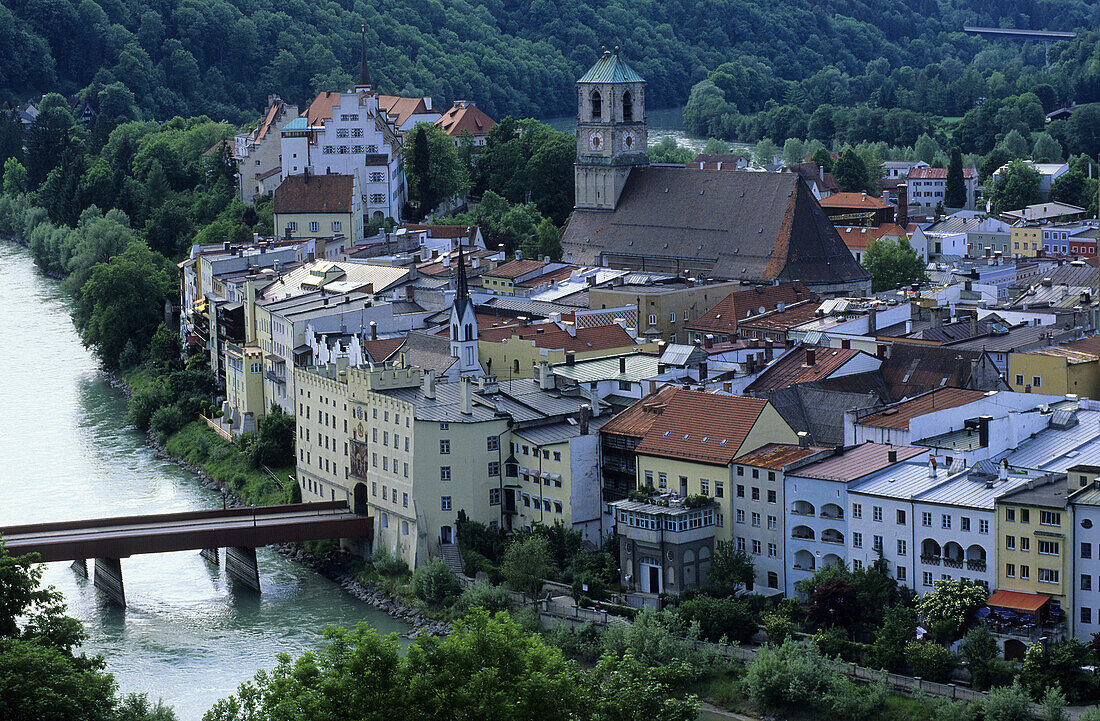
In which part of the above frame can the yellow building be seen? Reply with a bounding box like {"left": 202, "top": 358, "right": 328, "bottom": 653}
{"left": 995, "top": 474, "right": 1073, "bottom": 628}
{"left": 1008, "top": 340, "right": 1100, "bottom": 399}
{"left": 224, "top": 343, "right": 266, "bottom": 431}
{"left": 273, "top": 173, "right": 359, "bottom": 242}
{"left": 480, "top": 258, "right": 555, "bottom": 296}
{"left": 1011, "top": 224, "right": 1041, "bottom": 257}
{"left": 588, "top": 278, "right": 741, "bottom": 344}
{"left": 478, "top": 321, "right": 657, "bottom": 380}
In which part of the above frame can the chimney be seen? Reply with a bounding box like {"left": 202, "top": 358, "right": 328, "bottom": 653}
{"left": 442, "top": 254, "right": 450, "bottom": 268}
{"left": 369, "top": 321, "right": 378, "bottom": 341}
{"left": 579, "top": 404, "right": 591, "bottom": 435}
{"left": 747, "top": 354, "right": 756, "bottom": 374}
{"left": 999, "top": 459, "right": 1008, "bottom": 481}
{"left": 978, "top": 415, "right": 992, "bottom": 448}
{"left": 931, "top": 307, "right": 943, "bottom": 328}
{"left": 867, "top": 308, "right": 876, "bottom": 336}
{"left": 589, "top": 385, "right": 600, "bottom": 417}
{"left": 460, "top": 376, "right": 472, "bottom": 415}
{"left": 841, "top": 338, "right": 851, "bottom": 349}
{"left": 896, "top": 183, "right": 908, "bottom": 228}
{"left": 538, "top": 361, "right": 554, "bottom": 390}
{"left": 905, "top": 319, "right": 913, "bottom": 335}
{"left": 929, "top": 456, "right": 938, "bottom": 478}
{"left": 797, "top": 431, "right": 810, "bottom": 448}
{"left": 888, "top": 449, "right": 898, "bottom": 463}
{"left": 515, "top": 249, "right": 523, "bottom": 260}
{"left": 619, "top": 356, "right": 627, "bottom": 374}
{"left": 423, "top": 369, "right": 436, "bottom": 398}
{"left": 565, "top": 351, "right": 575, "bottom": 366}
{"left": 876, "top": 343, "right": 888, "bottom": 359}
{"left": 806, "top": 348, "right": 816, "bottom": 366}
{"left": 704, "top": 335, "right": 714, "bottom": 349}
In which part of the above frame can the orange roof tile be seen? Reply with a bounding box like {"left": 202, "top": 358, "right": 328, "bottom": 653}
{"left": 435, "top": 101, "right": 496, "bottom": 137}
{"left": 745, "top": 346, "right": 867, "bottom": 392}
{"left": 739, "top": 300, "right": 821, "bottom": 332}
{"left": 686, "top": 283, "right": 811, "bottom": 335}
{"left": 858, "top": 388, "right": 989, "bottom": 429}
{"left": 794, "top": 442, "right": 926, "bottom": 482}
{"left": 834, "top": 224, "right": 909, "bottom": 251}
{"left": 819, "top": 192, "right": 894, "bottom": 210}
{"left": 484, "top": 258, "right": 547, "bottom": 279}
{"left": 732, "top": 443, "right": 828, "bottom": 470}
{"left": 635, "top": 390, "right": 771, "bottom": 465}
{"left": 361, "top": 336, "right": 405, "bottom": 363}
{"left": 600, "top": 386, "right": 680, "bottom": 438}
{"left": 304, "top": 91, "right": 341, "bottom": 125}
{"left": 378, "top": 95, "right": 429, "bottom": 127}
{"left": 482, "top": 322, "right": 638, "bottom": 353}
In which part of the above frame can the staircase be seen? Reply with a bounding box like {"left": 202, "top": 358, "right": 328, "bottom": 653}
{"left": 440, "top": 542, "right": 465, "bottom": 575}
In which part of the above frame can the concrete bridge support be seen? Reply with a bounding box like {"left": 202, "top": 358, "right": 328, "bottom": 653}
{"left": 93, "top": 557, "right": 126, "bottom": 606}
{"left": 225, "top": 546, "right": 260, "bottom": 592}
{"left": 200, "top": 548, "right": 219, "bottom": 564}
{"left": 71, "top": 558, "right": 88, "bottom": 578}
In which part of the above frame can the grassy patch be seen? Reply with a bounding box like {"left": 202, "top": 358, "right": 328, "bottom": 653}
{"left": 880, "top": 693, "right": 933, "bottom": 721}
{"left": 119, "top": 365, "right": 156, "bottom": 394}
{"left": 165, "top": 421, "right": 295, "bottom": 506}
{"left": 694, "top": 670, "right": 745, "bottom": 710}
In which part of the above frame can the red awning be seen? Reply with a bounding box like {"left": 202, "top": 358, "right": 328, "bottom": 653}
{"left": 987, "top": 589, "right": 1050, "bottom": 614}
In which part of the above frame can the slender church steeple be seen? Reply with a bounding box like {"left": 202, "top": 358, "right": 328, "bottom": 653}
{"left": 450, "top": 244, "right": 480, "bottom": 375}
{"left": 356, "top": 25, "right": 371, "bottom": 89}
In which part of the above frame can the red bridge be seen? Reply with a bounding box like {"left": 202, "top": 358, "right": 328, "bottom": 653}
{"left": 1, "top": 502, "right": 372, "bottom": 605}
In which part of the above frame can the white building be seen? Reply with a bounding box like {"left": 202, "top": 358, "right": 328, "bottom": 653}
{"left": 907, "top": 167, "right": 977, "bottom": 213}
{"left": 992, "top": 162, "right": 1069, "bottom": 201}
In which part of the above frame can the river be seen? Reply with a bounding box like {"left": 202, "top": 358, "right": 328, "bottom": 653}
{"left": 0, "top": 242, "right": 407, "bottom": 720}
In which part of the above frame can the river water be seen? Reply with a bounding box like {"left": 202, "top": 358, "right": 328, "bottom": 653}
{"left": 0, "top": 242, "right": 407, "bottom": 720}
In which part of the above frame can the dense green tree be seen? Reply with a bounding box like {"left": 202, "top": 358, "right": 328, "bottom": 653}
{"left": 833, "top": 148, "right": 876, "bottom": 195}
{"left": 945, "top": 147, "right": 966, "bottom": 208}
{"left": 72, "top": 241, "right": 175, "bottom": 368}
{"left": 781, "top": 138, "right": 805, "bottom": 165}
{"left": 675, "top": 595, "right": 756, "bottom": 643}
{"left": 502, "top": 535, "right": 554, "bottom": 594}
{"left": 904, "top": 641, "right": 955, "bottom": 682}
{"left": 702, "top": 137, "right": 728, "bottom": 155}
{"left": 24, "top": 93, "right": 77, "bottom": 189}
{"left": 1051, "top": 168, "right": 1098, "bottom": 211}
{"left": 915, "top": 133, "right": 941, "bottom": 165}
{"left": 647, "top": 137, "right": 694, "bottom": 164}
{"left": 246, "top": 406, "right": 296, "bottom": 468}
{"left": 753, "top": 138, "right": 778, "bottom": 166}
{"left": 0, "top": 109, "right": 22, "bottom": 173}
{"left": 2, "top": 157, "right": 27, "bottom": 195}
{"left": 811, "top": 147, "right": 834, "bottom": 173}
{"left": 961, "top": 624, "right": 999, "bottom": 691}
{"left": 707, "top": 541, "right": 755, "bottom": 597}
{"left": 917, "top": 579, "right": 988, "bottom": 642}
{"left": 1032, "top": 133, "right": 1064, "bottom": 163}
{"left": 589, "top": 651, "right": 699, "bottom": 721}
{"left": 410, "top": 558, "right": 464, "bottom": 605}
{"left": 404, "top": 122, "right": 466, "bottom": 222}
{"left": 998, "top": 129, "right": 1031, "bottom": 160}
{"left": 1065, "top": 105, "right": 1100, "bottom": 157}
{"left": 989, "top": 158, "right": 1042, "bottom": 212}
{"left": 867, "top": 606, "right": 916, "bottom": 672}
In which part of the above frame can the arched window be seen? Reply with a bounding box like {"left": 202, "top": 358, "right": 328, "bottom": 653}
{"left": 451, "top": 323, "right": 459, "bottom": 340}
{"left": 464, "top": 323, "right": 473, "bottom": 341}
{"left": 622, "top": 91, "right": 633, "bottom": 122}
{"left": 591, "top": 90, "right": 602, "bottom": 120}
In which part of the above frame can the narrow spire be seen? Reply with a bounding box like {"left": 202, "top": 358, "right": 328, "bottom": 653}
{"left": 454, "top": 244, "right": 471, "bottom": 317}
{"left": 358, "top": 25, "right": 371, "bottom": 88}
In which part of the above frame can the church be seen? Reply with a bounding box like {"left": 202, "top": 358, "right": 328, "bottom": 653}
{"left": 561, "top": 51, "right": 872, "bottom": 296}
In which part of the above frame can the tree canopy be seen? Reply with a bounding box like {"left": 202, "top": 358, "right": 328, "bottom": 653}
{"left": 863, "top": 237, "right": 927, "bottom": 293}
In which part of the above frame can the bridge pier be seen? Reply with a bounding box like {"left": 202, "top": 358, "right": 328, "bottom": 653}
{"left": 200, "top": 548, "right": 220, "bottom": 565}
{"left": 71, "top": 558, "right": 88, "bottom": 578}
{"left": 225, "top": 546, "right": 260, "bottom": 592}
{"left": 93, "top": 557, "right": 126, "bottom": 606}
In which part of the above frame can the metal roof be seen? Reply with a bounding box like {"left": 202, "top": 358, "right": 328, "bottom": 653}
{"left": 849, "top": 461, "right": 961, "bottom": 500}
{"left": 551, "top": 354, "right": 659, "bottom": 383}
{"left": 282, "top": 117, "right": 308, "bottom": 130}
{"left": 577, "top": 51, "right": 645, "bottom": 84}
{"left": 790, "top": 442, "right": 927, "bottom": 482}
{"left": 1004, "top": 408, "right": 1100, "bottom": 472}
{"left": 514, "top": 416, "right": 610, "bottom": 446}
{"left": 915, "top": 473, "right": 1035, "bottom": 510}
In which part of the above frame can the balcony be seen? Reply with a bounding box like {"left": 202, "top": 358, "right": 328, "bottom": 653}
{"left": 967, "top": 559, "right": 987, "bottom": 572}
{"left": 920, "top": 554, "right": 941, "bottom": 566}
{"left": 943, "top": 557, "right": 964, "bottom": 569}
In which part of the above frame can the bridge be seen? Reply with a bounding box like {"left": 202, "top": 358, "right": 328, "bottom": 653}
{"left": 1, "top": 502, "right": 372, "bottom": 606}
{"left": 963, "top": 26, "right": 1077, "bottom": 64}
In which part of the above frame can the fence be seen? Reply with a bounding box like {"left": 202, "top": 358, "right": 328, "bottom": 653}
{"left": 200, "top": 414, "right": 233, "bottom": 442}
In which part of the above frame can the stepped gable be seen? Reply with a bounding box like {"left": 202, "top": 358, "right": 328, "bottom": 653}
{"left": 561, "top": 167, "right": 869, "bottom": 287}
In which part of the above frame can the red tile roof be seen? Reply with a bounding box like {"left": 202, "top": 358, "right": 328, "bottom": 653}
{"left": 600, "top": 386, "right": 680, "bottom": 438}
{"left": 484, "top": 259, "right": 548, "bottom": 279}
{"left": 304, "top": 91, "right": 341, "bottom": 125}
{"left": 834, "top": 224, "right": 910, "bottom": 251}
{"left": 739, "top": 300, "right": 821, "bottom": 332}
{"left": 858, "top": 388, "right": 990, "bottom": 429}
{"left": 361, "top": 336, "right": 405, "bottom": 363}
{"left": 378, "top": 95, "right": 430, "bottom": 127}
{"left": 908, "top": 167, "right": 975, "bottom": 180}
{"left": 745, "top": 346, "right": 867, "bottom": 392}
{"left": 435, "top": 101, "right": 496, "bottom": 137}
{"left": 482, "top": 322, "right": 639, "bottom": 353}
{"left": 686, "top": 282, "right": 811, "bottom": 335}
{"left": 794, "top": 442, "right": 926, "bottom": 482}
{"left": 635, "top": 390, "right": 771, "bottom": 465}
{"left": 273, "top": 174, "right": 353, "bottom": 213}
{"left": 732, "top": 443, "right": 828, "bottom": 470}
{"left": 819, "top": 192, "right": 894, "bottom": 210}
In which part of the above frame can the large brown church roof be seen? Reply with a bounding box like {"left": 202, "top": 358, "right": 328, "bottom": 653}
{"left": 561, "top": 167, "right": 870, "bottom": 287}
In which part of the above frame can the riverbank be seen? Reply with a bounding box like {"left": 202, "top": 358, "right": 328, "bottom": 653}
{"left": 106, "top": 366, "right": 450, "bottom": 637}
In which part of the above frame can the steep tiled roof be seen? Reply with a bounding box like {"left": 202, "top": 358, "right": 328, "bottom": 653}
{"left": 908, "top": 167, "right": 975, "bottom": 179}
{"left": 304, "top": 91, "right": 341, "bottom": 125}
{"left": 733, "top": 443, "right": 828, "bottom": 470}
{"left": 835, "top": 224, "right": 909, "bottom": 251}
{"left": 435, "top": 101, "right": 496, "bottom": 137}
{"left": 858, "top": 388, "right": 989, "bottom": 429}
{"left": 562, "top": 169, "right": 870, "bottom": 287}
{"left": 378, "top": 95, "right": 431, "bottom": 127}
{"left": 745, "top": 347, "right": 866, "bottom": 392}
{"left": 273, "top": 174, "right": 353, "bottom": 213}
{"left": 738, "top": 299, "right": 822, "bottom": 333}
{"left": 819, "top": 192, "right": 893, "bottom": 210}
{"left": 600, "top": 386, "right": 680, "bottom": 438}
{"left": 685, "top": 282, "right": 811, "bottom": 335}
{"left": 785, "top": 162, "right": 840, "bottom": 194}
{"left": 578, "top": 51, "right": 644, "bottom": 83}
{"left": 635, "top": 390, "right": 770, "bottom": 465}
{"left": 481, "top": 322, "right": 639, "bottom": 353}
{"left": 361, "top": 336, "right": 405, "bottom": 363}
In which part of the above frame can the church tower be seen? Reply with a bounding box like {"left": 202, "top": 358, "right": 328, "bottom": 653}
{"left": 449, "top": 246, "right": 480, "bottom": 375}
{"left": 575, "top": 49, "right": 648, "bottom": 211}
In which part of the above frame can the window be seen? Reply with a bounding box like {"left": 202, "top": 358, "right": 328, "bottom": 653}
{"left": 489, "top": 488, "right": 501, "bottom": 505}
{"left": 853, "top": 532, "right": 863, "bottom": 548}
{"left": 1038, "top": 568, "right": 1059, "bottom": 584}
{"left": 1021, "top": 509, "right": 1030, "bottom": 524}
{"left": 873, "top": 535, "right": 883, "bottom": 552}
{"left": 922, "top": 512, "right": 932, "bottom": 527}
{"left": 669, "top": 311, "right": 676, "bottom": 323}
{"left": 873, "top": 506, "right": 883, "bottom": 522}
{"left": 440, "top": 466, "right": 451, "bottom": 481}
{"left": 898, "top": 540, "right": 907, "bottom": 556}
{"left": 768, "top": 471, "right": 776, "bottom": 481}
{"left": 648, "top": 314, "right": 657, "bottom": 326}
{"left": 658, "top": 472, "right": 667, "bottom": 488}
{"left": 737, "top": 485, "right": 745, "bottom": 498}
{"left": 736, "top": 537, "right": 745, "bottom": 551}
{"left": 403, "top": 492, "right": 408, "bottom": 507}
{"left": 440, "top": 423, "right": 448, "bottom": 430}
{"left": 352, "top": 128, "right": 363, "bottom": 138}
{"left": 684, "top": 309, "right": 690, "bottom": 321}
{"left": 439, "top": 440, "right": 450, "bottom": 454}
{"left": 715, "top": 481, "right": 724, "bottom": 498}
{"left": 1083, "top": 543, "right": 1093, "bottom": 559}
{"left": 752, "top": 469, "right": 759, "bottom": 479}
{"left": 487, "top": 436, "right": 499, "bottom": 451}
{"left": 923, "top": 571, "right": 934, "bottom": 587}
{"left": 1038, "top": 540, "right": 1059, "bottom": 556}
{"left": 941, "top": 515, "right": 951, "bottom": 529}
{"left": 554, "top": 500, "right": 563, "bottom": 514}
{"left": 751, "top": 512, "right": 760, "bottom": 527}
{"left": 1006, "top": 535, "right": 1016, "bottom": 550}
{"left": 1020, "top": 565, "right": 1030, "bottom": 580}
{"left": 441, "top": 496, "right": 452, "bottom": 511}
{"left": 768, "top": 571, "right": 778, "bottom": 587}
{"left": 853, "top": 559, "right": 863, "bottom": 570}
{"left": 287, "top": 221, "right": 298, "bottom": 232}
{"left": 1006, "top": 563, "right": 1015, "bottom": 577}
{"left": 736, "top": 509, "right": 745, "bottom": 524}
{"left": 1032, "top": 376, "right": 1041, "bottom": 388}
{"left": 644, "top": 471, "right": 653, "bottom": 487}
{"left": 488, "top": 461, "right": 500, "bottom": 476}
{"left": 752, "top": 540, "right": 761, "bottom": 554}
{"left": 1006, "top": 507, "right": 1016, "bottom": 522}
{"left": 553, "top": 451, "right": 561, "bottom": 461}
{"left": 368, "top": 171, "right": 383, "bottom": 182}
{"left": 751, "top": 487, "right": 760, "bottom": 501}
{"left": 767, "top": 489, "right": 776, "bottom": 503}
{"left": 897, "top": 509, "right": 906, "bottom": 525}
{"left": 768, "top": 515, "right": 777, "bottom": 530}
{"left": 1083, "top": 575, "right": 1093, "bottom": 591}
{"left": 979, "top": 519, "right": 989, "bottom": 534}
{"left": 1015, "top": 374, "right": 1024, "bottom": 386}
{"left": 852, "top": 503, "right": 862, "bottom": 519}
{"left": 369, "top": 193, "right": 386, "bottom": 204}
{"left": 1021, "top": 537, "right": 1030, "bottom": 552}
{"left": 961, "top": 517, "right": 971, "bottom": 532}
{"left": 1084, "top": 608, "right": 1093, "bottom": 625}
{"left": 1040, "top": 510, "right": 1061, "bottom": 526}
{"left": 700, "top": 479, "right": 709, "bottom": 495}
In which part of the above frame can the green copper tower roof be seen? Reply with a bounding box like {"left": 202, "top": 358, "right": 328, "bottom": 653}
{"left": 578, "top": 50, "right": 644, "bottom": 84}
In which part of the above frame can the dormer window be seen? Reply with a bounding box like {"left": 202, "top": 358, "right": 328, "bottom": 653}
{"left": 591, "top": 90, "right": 602, "bottom": 120}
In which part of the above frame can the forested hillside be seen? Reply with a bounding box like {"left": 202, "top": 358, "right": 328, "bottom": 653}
{"left": 3, "top": 0, "right": 1099, "bottom": 123}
